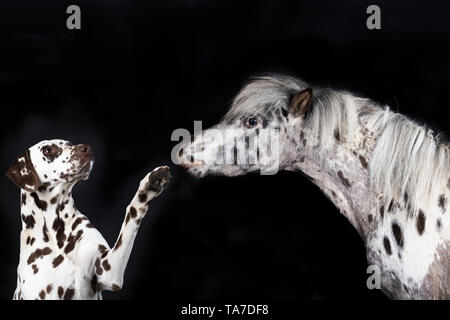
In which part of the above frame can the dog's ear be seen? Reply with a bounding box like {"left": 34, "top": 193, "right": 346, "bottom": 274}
{"left": 6, "top": 150, "right": 41, "bottom": 192}
{"left": 290, "top": 88, "right": 313, "bottom": 118}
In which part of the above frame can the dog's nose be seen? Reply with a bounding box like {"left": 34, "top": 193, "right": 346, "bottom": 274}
{"left": 73, "top": 144, "right": 93, "bottom": 159}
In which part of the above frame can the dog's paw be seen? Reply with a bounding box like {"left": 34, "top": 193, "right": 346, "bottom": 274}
{"left": 140, "top": 166, "right": 171, "bottom": 197}
{"left": 133, "top": 166, "right": 171, "bottom": 214}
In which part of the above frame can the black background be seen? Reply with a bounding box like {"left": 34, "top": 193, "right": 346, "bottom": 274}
{"left": 0, "top": 0, "right": 449, "bottom": 301}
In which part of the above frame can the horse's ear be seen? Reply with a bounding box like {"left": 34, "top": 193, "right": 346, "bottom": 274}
{"left": 6, "top": 150, "right": 41, "bottom": 192}
{"left": 290, "top": 88, "right": 313, "bottom": 118}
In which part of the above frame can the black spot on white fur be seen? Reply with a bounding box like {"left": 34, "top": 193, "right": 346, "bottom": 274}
{"left": 438, "top": 194, "right": 447, "bottom": 213}
{"left": 392, "top": 222, "right": 404, "bottom": 249}
{"left": 337, "top": 171, "right": 351, "bottom": 188}
{"left": 436, "top": 218, "right": 442, "bottom": 232}
{"left": 383, "top": 237, "right": 392, "bottom": 255}
{"left": 21, "top": 214, "right": 35, "bottom": 229}
{"left": 416, "top": 210, "right": 425, "bottom": 236}
{"left": 30, "top": 192, "right": 47, "bottom": 211}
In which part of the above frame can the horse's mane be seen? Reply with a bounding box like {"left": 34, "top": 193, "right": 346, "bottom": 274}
{"left": 362, "top": 104, "right": 449, "bottom": 218}
{"left": 225, "top": 75, "right": 450, "bottom": 218}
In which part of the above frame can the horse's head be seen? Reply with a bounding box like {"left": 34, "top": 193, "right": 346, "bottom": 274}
{"left": 177, "top": 75, "right": 315, "bottom": 177}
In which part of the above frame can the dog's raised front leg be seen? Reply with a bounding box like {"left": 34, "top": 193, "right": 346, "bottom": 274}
{"left": 95, "top": 166, "right": 171, "bottom": 291}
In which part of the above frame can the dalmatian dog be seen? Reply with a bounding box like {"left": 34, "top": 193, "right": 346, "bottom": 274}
{"left": 6, "top": 139, "right": 171, "bottom": 300}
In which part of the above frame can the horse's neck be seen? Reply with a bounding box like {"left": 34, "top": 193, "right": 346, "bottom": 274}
{"left": 286, "top": 131, "right": 378, "bottom": 242}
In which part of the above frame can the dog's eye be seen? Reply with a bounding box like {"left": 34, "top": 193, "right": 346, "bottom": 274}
{"left": 43, "top": 146, "right": 53, "bottom": 155}
{"left": 244, "top": 117, "right": 258, "bottom": 128}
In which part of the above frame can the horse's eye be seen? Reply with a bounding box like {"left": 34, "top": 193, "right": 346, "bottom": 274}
{"left": 245, "top": 117, "right": 258, "bottom": 128}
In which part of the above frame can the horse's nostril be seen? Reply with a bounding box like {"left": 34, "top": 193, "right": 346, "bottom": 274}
{"left": 179, "top": 148, "right": 183, "bottom": 157}
{"left": 190, "top": 155, "right": 194, "bottom": 163}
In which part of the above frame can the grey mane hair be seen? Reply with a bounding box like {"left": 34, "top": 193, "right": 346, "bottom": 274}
{"left": 223, "top": 74, "right": 450, "bottom": 219}
{"left": 303, "top": 88, "right": 359, "bottom": 147}
{"left": 363, "top": 106, "right": 450, "bottom": 218}
{"left": 223, "top": 75, "right": 308, "bottom": 123}
{"left": 223, "top": 74, "right": 359, "bottom": 146}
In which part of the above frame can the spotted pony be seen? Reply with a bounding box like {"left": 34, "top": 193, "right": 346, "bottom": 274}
{"left": 7, "top": 139, "right": 171, "bottom": 300}
{"left": 178, "top": 75, "right": 449, "bottom": 299}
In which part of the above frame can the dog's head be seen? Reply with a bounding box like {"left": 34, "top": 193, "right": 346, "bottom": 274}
{"left": 6, "top": 139, "right": 94, "bottom": 192}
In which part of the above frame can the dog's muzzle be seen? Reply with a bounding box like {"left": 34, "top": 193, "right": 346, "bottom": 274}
{"left": 72, "top": 144, "right": 94, "bottom": 178}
